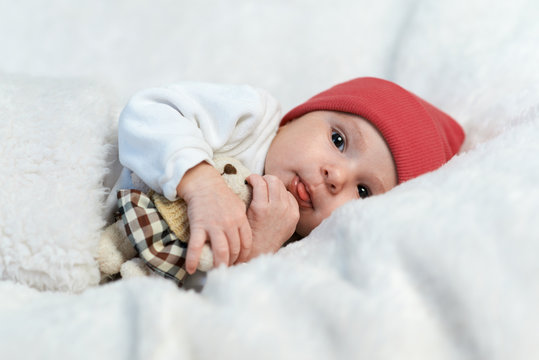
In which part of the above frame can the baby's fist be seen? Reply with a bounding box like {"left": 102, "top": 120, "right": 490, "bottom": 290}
{"left": 240, "top": 174, "right": 299, "bottom": 261}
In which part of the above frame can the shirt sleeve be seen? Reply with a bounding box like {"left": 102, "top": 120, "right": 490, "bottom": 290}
{"left": 118, "top": 82, "right": 281, "bottom": 200}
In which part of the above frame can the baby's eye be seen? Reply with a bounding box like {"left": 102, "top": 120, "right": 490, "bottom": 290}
{"left": 332, "top": 131, "right": 345, "bottom": 152}
{"left": 357, "top": 185, "right": 370, "bottom": 199}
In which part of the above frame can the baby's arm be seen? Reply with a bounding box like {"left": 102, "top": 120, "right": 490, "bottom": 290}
{"left": 118, "top": 82, "right": 281, "bottom": 200}
{"left": 118, "top": 82, "right": 281, "bottom": 271}
{"left": 236, "top": 174, "right": 299, "bottom": 263}
{"left": 177, "top": 162, "right": 252, "bottom": 273}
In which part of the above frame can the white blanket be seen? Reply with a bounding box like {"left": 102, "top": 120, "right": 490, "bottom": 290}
{"left": 1, "top": 0, "right": 538, "bottom": 359}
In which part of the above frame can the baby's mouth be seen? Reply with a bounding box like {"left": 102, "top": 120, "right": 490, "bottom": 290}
{"left": 289, "top": 175, "right": 313, "bottom": 208}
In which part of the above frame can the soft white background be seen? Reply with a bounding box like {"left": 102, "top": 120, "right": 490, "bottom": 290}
{"left": 0, "top": 0, "right": 538, "bottom": 359}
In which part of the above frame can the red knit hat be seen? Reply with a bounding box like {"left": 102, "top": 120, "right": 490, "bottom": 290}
{"left": 280, "top": 77, "right": 465, "bottom": 183}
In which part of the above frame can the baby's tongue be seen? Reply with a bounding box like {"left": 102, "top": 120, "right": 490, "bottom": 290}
{"left": 297, "top": 180, "right": 310, "bottom": 202}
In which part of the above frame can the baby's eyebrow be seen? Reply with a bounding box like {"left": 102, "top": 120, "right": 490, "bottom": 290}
{"left": 358, "top": 129, "right": 368, "bottom": 153}
{"left": 371, "top": 175, "right": 387, "bottom": 193}
{"left": 350, "top": 128, "right": 390, "bottom": 193}
{"left": 347, "top": 121, "right": 367, "bottom": 153}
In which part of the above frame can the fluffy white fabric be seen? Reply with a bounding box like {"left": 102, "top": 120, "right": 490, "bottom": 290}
{"left": 0, "top": 75, "right": 118, "bottom": 292}
{"left": 0, "top": 0, "right": 538, "bottom": 358}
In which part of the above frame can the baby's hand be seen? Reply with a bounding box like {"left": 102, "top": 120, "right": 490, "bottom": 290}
{"left": 236, "top": 174, "right": 299, "bottom": 263}
{"left": 177, "top": 162, "right": 252, "bottom": 274}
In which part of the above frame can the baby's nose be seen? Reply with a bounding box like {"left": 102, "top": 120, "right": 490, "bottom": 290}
{"left": 323, "top": 165, "right": 346, "bottom": 194}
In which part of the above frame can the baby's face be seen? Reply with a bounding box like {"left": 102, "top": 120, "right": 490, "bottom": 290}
{"left": 265, "top": 111, "right": 397, "bottom": 236}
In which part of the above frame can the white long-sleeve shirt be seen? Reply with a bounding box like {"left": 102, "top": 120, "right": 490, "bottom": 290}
{"left": 105, "top": 82, "right": 282, "bottom": 216}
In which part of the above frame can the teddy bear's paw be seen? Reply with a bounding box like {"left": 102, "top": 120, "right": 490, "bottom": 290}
{"left": 98, "top": 221, "right": 136, "bottom": 275}
{"left": 120, "top": 258, "right": 154, "bottom": 278}
{"left": 197, "top": 244, "right": 214, "bottom": 272}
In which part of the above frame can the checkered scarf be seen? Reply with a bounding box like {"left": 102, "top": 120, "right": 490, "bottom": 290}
{"left": 117, "top": 189, "right": 188, "bottom": 285}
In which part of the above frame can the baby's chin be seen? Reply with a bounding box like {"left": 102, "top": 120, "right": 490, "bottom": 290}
{"left": 295, "top": 218, "right": 319, "bottom": 238}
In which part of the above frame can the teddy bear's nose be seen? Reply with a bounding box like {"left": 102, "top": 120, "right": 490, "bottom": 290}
{"left": 223, "top": 164, "right": 237, "bottom": 175}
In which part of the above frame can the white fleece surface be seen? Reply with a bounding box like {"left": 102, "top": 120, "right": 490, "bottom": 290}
{"left": 1, "top": 0, "right": 538, "bottom": 359}
{"left": 0, "top": 75, "right": 117, "bottom": 292}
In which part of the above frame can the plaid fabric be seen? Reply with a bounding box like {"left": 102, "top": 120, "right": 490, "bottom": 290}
{"left": 117, "top": 189, "right": 188, "bottom": 285}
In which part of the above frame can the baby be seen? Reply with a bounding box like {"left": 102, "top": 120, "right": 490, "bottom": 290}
{"left": 110, "top": 77, "right": 464, "bottom": 276}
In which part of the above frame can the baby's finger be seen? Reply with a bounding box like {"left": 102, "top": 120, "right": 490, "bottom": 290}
{"left": 247, "top": 174, "right": 269, "bottom": 204}
{"left": 263, "top": 175, "right": 285, "bottom": 202}
{"left": 209, "top": 231, "right": 229, "bottom": 267}
{"left": 235, "top": 221, "right": 253, "bottom": 264}
{"left": 288, "top": 190, "right": 299, "bottom": 208}
{"left": 288, "top": 191, "right": 300, "bottom": 221}
{"left": 226, "top": 228, "right": 241, "bottom": 265}
{"left": 185, "top": 228, "right": 207, "bottom": 274}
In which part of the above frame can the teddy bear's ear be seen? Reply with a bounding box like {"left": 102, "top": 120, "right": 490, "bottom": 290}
{"left": 223, "top": 164, "right": 237, "bottom": 175}
{"left": 213, "top": 156, "right": 251, "bottom": 178}
{"left": 213, "top": 156, "right": 252, "bottom": 205}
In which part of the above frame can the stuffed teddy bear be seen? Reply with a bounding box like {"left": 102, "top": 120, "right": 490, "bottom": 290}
{"left": 97, "top": 157, "right": 252, "bottom": 286}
